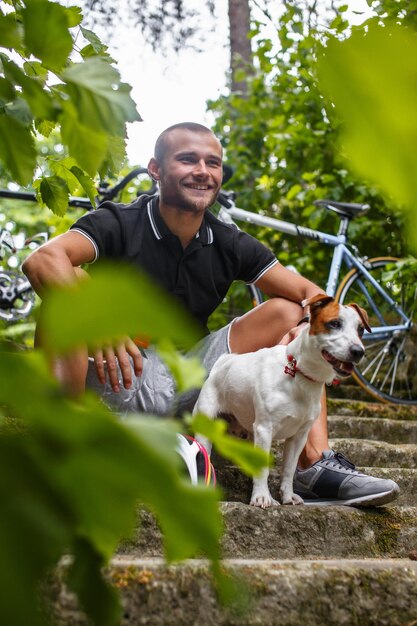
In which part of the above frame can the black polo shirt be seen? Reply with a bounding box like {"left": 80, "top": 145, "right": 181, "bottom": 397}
{"left": 71, "top": 195, "right": 278, "bottom": 331}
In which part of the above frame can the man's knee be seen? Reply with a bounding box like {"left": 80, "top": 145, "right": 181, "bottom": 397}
{"left": 260, "top": 298, "right": 303, "bottom": 329}
{"left": 230, "top": 298, "right": 303, "bottom": 352}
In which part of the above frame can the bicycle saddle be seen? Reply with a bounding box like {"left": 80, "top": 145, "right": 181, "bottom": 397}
{"left": 314, "top": 199, "right": 370, "bottom": 219}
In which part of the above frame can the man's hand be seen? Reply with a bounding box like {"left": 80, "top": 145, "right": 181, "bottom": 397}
{"left": 279, "top": 321, "right": 309, "bottom": 346}
{"left": 92, "top": 336, "right": 144, "bottom": 392}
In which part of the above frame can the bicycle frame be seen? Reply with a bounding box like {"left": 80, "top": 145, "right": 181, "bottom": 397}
{"left": 218, "top": 202, "right": 411, "bottom": 341}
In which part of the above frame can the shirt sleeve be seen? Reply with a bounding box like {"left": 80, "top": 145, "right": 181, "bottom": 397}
{"left": 235, "top": 230, "right": 279, "bottom": 284}
{"left": 69, "top": 202, "right": 125, "bottom": 261}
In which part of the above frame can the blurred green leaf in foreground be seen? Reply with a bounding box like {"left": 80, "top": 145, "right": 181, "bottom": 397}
{"left": 318, "top": 23, "right": 417, "bottom": 250}
{"left": 0, "top": 265, "right": 269, "bottom": 625}
{"left": 0, "top": 350, "right": 221, "bottom": 626}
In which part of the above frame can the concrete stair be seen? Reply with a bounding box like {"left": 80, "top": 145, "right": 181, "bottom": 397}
{"left": 51, "top": 398, "right": 417, "bottom": 625}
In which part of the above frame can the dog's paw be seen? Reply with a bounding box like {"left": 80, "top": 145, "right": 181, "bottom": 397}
{"left": 280, "top": 491, "right": 304, "bottom": 506}
{"left": 250, "top": 493, "right": 280, "bottom": 509}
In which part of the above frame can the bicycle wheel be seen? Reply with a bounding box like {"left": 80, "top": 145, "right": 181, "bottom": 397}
{"left": 336, "top": 257, "right": 417, "bottom": 405}
{"left": 207, "top": 282, "right": 263, "bottom": 332}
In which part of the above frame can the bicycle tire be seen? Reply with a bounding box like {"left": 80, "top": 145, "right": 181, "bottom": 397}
{"left": 207, "top": 282, "right": 263, "bottom": 332}
{"left": 336, "top": 256, "right": 417, "bottom": 405}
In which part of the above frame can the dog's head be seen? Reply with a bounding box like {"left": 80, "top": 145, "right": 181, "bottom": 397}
{"left": 303, "top": 294, "right": 370, "bottom": 379}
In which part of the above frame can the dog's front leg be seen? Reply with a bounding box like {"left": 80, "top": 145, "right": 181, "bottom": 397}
{"left": 280, "top": 424, "right": 311, "bottom": 505}
{"left": 192, "top": 385, "right": 218, "bottom": 455}
{"left": 250, "top": 421, "right": 278, "bottom": 509}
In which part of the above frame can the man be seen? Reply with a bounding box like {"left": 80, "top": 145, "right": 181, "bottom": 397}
{"left": 23, "top": 122, "right": 399, "bottom": 506}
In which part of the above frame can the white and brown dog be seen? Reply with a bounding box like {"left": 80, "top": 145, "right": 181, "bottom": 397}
{"left": 194, "top": 294, "right": 370, "bottom": 508}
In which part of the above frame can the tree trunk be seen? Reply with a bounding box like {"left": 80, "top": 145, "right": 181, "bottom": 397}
{"left": 228, "top": 0, "right": 253, "bottom": 94}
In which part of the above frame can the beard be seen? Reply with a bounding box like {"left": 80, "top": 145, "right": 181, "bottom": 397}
{"left": 160, "top": 179, "right": 219, "bottom": 214}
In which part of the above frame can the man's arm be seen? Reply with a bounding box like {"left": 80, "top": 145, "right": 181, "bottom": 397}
{"left": 255, "top": 263, "right": 324, "bottom": 314}
{"left": 23, "top": 231, "right": 143, "bottom": 393}
{"left": 22, "top": 231, "right": 96, "bottom": 296}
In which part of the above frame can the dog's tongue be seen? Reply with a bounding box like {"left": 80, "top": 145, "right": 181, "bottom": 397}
{"left": 322, "top": 350, "right": 354, "bottom": 375}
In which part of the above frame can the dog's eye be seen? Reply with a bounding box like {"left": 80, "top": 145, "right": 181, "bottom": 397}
{"left": 326, "top": 319, "right": 343, "bottom": 330}
{"left": 358, "top": 325, "right": 365, "bottom": 337}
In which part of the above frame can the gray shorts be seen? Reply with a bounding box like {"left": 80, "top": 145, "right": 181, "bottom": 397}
{"left": 86, "top": 323, "right": 233, "bottom": 417}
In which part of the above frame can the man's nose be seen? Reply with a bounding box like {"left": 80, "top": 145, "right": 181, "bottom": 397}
{"left": 193, "top": 160, "right": 209, "bottom": 176}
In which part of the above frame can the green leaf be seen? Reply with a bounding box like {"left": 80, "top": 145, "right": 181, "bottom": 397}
{"left": 68, "top": 537, "right": 121, "bottom": 626}
{"left": 0, "top": 13, "right": 22, "bottom": 48}
{"left": 23, "top": 61, "right": 49, "bottom": 82}
{"left": 2, "top": 58, "right": 54, "bottom": 118}
{"left": 61, "top": 58, "right": 141, "bottom": 136}
{"left": 4, "top": 96, "right": 33, "bottom": 125}
{"left": 60, "top": 108, "right": 109, "bottom": 175}
{"left": 65, "top": 5, "right": 83, "bottom": 27}
{"left": 22, "top": 0, "right": 73, "bottom": 71}
{"left": 317, "top": 24, "right": 417, "bottom": 247}
{"left": 0, "top": 113, "right": 36, "bottom": 185}
{"left": 70, "top": 165, "right": 98, "bottom": 206}
{"left": 191, "top": 413, "right": 270, "bottom": 477}
{"left": 80, "top": 43, "right": 116, "bottom": 64}
{"left": 39, "top": 175, "right": 70, "bottom": 216}
{"left": 41, "top": 263, "right": 203, "bottom": 353}
{"left": 35, "top": 119, "right": 56, "bottom": 137}
{"left": 157, "top": 339, "right": 206, "bottom": 393}
{"left": 0, "top": 77, "right": 15, "bottom": 102}
{"left": 80, "top": 26, "right": 109, "bottom": 54}
{"left": 0, "top": 350, "right": 223, "bottom": 624}
{"left": 100, "top": 135, "right": 127, "bottom": 176}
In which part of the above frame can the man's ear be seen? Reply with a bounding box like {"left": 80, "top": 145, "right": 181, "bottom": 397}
{"left": 148, "top": 158, "right": 160, "bottom": 181}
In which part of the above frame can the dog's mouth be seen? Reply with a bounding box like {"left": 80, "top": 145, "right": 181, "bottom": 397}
{"left": 321, "top": 350, "right": 354, "bottom": 378}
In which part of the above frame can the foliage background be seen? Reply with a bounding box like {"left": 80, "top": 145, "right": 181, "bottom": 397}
{"left": 1, "top": 1, "right": 417, "bottom": 624}
{"left": 209, "top": 0, "right": 412, "bottom": 293}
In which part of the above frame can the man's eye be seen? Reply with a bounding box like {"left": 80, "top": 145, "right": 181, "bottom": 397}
{"left": 326, "top": 319, "right": 343, "bottom": 330}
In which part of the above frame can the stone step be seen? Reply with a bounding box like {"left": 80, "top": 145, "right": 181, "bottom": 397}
{"left": 50, "top": 557, "right": 417, "bottom": 626}
{"left": 117, "top": 505, "right": 417, "bottom": 561}
{"left": 329, "top": 438, "right": 417, "bottom": 468}
{"left": 217, "top": 466, "right": 417, "bottom": 507}
{"left": 213, "top": 439, "right": 417, "bottom": 470}
{"left": 328, "top": 415, "right": 417, "bottom": 444}
{"left": 327, "top": 398, "right": 417, "bottom": 420}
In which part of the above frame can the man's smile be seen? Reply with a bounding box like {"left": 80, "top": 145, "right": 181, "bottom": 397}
{"left": 183, "top": 183, "right": 213, "bottom": 190}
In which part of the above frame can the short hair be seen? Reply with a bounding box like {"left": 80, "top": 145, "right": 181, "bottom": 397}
{"left": 154, "top": 122, "right": 216, "bottom": 164}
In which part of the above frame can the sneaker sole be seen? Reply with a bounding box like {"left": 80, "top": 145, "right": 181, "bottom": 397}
{"left": 296, "top": 486, "right": 400, "bottom": 507}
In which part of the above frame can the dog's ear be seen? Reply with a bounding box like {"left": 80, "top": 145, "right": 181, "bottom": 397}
{"left": 347, "top": 303, "right": 372, "bottom": 333}
{"left": 304, "top": 294, "right": 334, "bottom": 313}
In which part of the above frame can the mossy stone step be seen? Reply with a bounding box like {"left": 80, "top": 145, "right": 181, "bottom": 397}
{"left": 213, "top": 439, "right": 417, "bottom": 470}
{"left": 217, "top": 466, "right": 417, "bottom": 507}
{"left": 328, "top": 415, "right": 417, "bottom": 444}
{"left": 327, "top": 398, "right": 417, "bottom": 420}
{"left": 50, "top": 557, "right": 417, "bottom": 626}
{"left": 117, "top": 505, "right": 417, "bottom": 560}
{"left": 330, "top": 438, "right": 417, "bottom": 469}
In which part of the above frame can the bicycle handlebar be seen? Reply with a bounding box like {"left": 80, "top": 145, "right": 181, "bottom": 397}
{"left": 0, "top": 167, "right": 158, "bottom": 211}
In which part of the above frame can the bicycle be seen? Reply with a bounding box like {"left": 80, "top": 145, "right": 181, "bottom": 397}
{"left": 1, "top": 168, "right": 415, "bottom": 405}
{"left": 215, "top": 189, "right": 416, "bottom": 406}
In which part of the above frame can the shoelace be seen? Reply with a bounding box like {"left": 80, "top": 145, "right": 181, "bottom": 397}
{"left": 324, "top": 451, "right": 359, "bottom": 474}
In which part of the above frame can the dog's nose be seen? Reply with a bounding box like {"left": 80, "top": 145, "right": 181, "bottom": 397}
{"left": 350, "top": 345, "right": 365, "bottom": 362}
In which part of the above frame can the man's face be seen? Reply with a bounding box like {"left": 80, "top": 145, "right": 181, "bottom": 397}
{"left": 151, "top": 129, "right": 223, "bottom": 214}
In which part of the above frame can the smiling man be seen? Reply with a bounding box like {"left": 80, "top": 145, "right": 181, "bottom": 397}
{"left": 23, "top": 122, "right": 399, "bottom": 507}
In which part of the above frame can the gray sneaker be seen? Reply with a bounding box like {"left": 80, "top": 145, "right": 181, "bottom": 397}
{"left": 293, "top": 450, "right": 400, "bottom": 507}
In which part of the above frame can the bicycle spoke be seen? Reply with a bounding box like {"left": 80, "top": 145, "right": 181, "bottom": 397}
{"left": 338, "top": 258, "right": 417, "bottom": 404}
